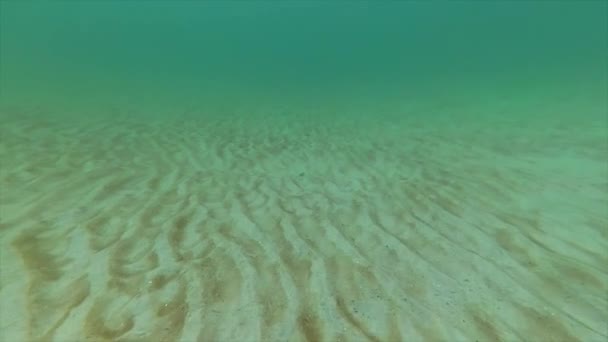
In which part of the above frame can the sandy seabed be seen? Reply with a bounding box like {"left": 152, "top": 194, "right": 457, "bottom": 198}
{"left": 0, "top": 101, "right": 606, "bottom": 342}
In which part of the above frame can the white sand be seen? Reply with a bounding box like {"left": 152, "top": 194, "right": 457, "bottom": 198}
{"left": 0, "top": 100, "right": 606, "bottom": 342}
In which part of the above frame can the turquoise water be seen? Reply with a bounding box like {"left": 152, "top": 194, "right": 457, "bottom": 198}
{"left": 1, "top": 1, "right": 606, "bottom": 117}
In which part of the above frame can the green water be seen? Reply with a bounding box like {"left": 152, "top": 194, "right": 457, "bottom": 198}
{"left": 1, "top": 1, "right": 606, "bottom": 119}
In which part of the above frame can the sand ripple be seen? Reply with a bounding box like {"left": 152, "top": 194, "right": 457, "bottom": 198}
{"left": 1, "top": 105, "right": 607, "bottom": 341}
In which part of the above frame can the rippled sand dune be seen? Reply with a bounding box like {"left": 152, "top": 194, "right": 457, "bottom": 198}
{"left": 1, "top": 101, "right": 607, "bottom": 342}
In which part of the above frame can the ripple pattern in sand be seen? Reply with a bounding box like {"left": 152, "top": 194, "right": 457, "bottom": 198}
{"left": 1, "top": 107, "right": 607, "bottom": 341}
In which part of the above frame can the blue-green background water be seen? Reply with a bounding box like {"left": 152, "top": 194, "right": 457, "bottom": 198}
{"left": 1, "top": 1, "right": 606, "bottom": 119}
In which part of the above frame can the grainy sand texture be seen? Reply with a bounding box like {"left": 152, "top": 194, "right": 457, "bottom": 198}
{"left": 1, "top": 93, "right": 607, "bottom": 341}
